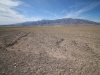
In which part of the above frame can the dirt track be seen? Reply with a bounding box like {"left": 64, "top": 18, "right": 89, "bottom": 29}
{"left": 0, "top": 26, "right": 100, "bottom": 75}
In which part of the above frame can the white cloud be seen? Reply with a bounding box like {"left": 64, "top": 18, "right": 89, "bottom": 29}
{"left": 43, "top": 9, "right": 58, "bottom": 18}
{"left": 65, "top": 2, "right": 100, "bottom": 18}
{"left": 0, "top": 0, "right": 20, "bottom": 7}
{"left": 0, "top": 0, "right": 41, "bottom": 25}
{"left": 61, "top": 10, "right": 67, "bottom": 13}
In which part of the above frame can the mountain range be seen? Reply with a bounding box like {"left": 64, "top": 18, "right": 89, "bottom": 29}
{"left": 1, "top": 18, "right": 100, "bottom": 26}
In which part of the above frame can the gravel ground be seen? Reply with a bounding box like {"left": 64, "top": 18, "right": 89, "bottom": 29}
{"left": 0, "top": 26, "right": 100, "bottom": 75}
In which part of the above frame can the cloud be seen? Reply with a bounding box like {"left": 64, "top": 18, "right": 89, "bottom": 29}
{"left": 62, "top": 10, "right": 67, "bottom": 13}
{"left": 0, "top": 0, "right": 41, "bottom": 25}
{"left": 65, "top": 2, "right": 100, "bottom": 18}
{"left": 69, "top": 3, "right": 88, "bottom": 8}
{"left": 0, "top": 0, "right": 20, "bottom": 7}
{"left": 43, "top": 9, "right": 58, "bottom": 17}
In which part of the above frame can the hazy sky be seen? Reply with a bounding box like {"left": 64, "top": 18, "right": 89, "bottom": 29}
{"left": 0, "top": 0, "right": 100, "bottom": 25}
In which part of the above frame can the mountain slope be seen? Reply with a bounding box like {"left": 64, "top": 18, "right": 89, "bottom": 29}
{"left": 4, "top": 18, "right": 100, "bottom": 26}
{"left": 18, "top": 18, "right": 100, "bottom": 26}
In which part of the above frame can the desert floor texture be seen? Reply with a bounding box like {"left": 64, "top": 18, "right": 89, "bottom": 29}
{"left": 0, "top": 26, "right": 100, "bottom": 75}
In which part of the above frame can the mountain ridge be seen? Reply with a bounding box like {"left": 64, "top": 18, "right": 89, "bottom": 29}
{"left": 15, "top": 18, "right": 100, "bottom": 26}
{"left": 1, "top": 18, "right": 100, "bottom": 26}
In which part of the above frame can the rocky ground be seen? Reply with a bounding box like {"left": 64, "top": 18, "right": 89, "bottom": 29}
{"left": 0, "top": 26, "right": 100, "bottom": 75}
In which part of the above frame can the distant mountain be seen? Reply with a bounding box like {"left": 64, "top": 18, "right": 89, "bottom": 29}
{"left": 1, "top": 18, "right": 100, "bottom": 26}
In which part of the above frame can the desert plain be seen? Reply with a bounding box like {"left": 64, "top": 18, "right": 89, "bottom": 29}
{"left": 0, "top": 26, "right": 100, "bottom": 75}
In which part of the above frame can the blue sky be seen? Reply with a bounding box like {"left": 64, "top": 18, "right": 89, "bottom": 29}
{"left": 0, "top": 0, "right": 100, "bottom": 25}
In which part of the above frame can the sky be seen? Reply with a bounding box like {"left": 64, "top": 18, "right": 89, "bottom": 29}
{"left": 0, "top": 0, "right": 100, "bottom": 25}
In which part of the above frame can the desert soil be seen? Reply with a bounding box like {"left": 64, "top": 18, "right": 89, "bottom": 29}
{"left": 0, "top": 26, "right": 100, "bottom": 75}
